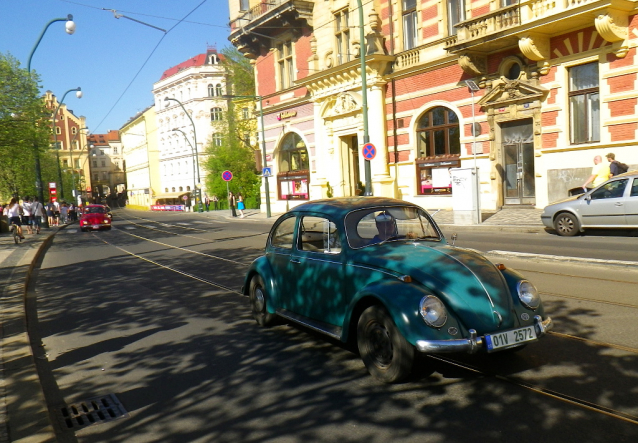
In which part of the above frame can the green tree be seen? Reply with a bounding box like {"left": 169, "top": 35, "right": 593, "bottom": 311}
{"left": 0, "top": 52, "right": 52, "bottom": 201}
{"left": 204, "top": 47, "right": 261, "bottom": 208}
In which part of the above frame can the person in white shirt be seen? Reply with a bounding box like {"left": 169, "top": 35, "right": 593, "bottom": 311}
{"left": 22, "top": 197, "right": 33, "bottom": 234}
{"left": 31, "top": 197, "right": 44, "bottom": 234}
{"left": 7, "top": 197, "right": 25, "bottom": 240}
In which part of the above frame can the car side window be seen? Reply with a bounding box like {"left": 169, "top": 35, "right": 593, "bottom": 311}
{"left": 270, "top": 216, "right": 297, "bottom": 249}
{"left": 590, "top": 179, "right": 628, "bottom": 200}
{"left": 631, "top": 178, "right": 638, "bottom": 197}
{"left": 299, "top": 216, "right": 341, "bottom": 254}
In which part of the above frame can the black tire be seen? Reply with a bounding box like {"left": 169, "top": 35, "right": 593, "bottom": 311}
{"left": 249, "top": 275, "right": 276, "bottom": 327}
{"left": 13, "top": 232, "right": 18, "bottom": 244}
{"left": 357, "top": 305, "right": 415, "bottom": 383}
{"left": 554, "top": 212, "right": 580, "bottom": 236}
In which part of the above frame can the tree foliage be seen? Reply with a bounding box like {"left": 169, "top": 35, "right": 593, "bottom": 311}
{"left": 0, "top": 52, "right": 54, "bottom": 201}
{"left": 203, "top": 47, "right": 261, "bottom": 208}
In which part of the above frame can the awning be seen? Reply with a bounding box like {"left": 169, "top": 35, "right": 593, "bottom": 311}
{"left": 153, "top": 192, "right": 190, "bottom": 200}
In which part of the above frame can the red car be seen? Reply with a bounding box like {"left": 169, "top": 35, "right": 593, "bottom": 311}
{"left": 80, "top": 205, "right": 112, "bottom": 232}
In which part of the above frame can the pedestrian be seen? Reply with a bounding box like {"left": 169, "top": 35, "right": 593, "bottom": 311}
{"left": 22, "top": 196, "right": 33, "bottom": 234}
{"left": 46, "top": 201, "right": 54, "bottom": 227}
{"left": 52, "top": 199, "right": 61, "bottom": 226}
{"left": 7, "top": 197, "right": 25, "bottom": 240}
{"left": 204, "top": 194, "right": 210, "bottom": 212}
{"left": 212, "top": 195, "right": 219, "bottom": 210}
{"left": 582, "top": 155, "right": 610, "bottom": 190}
{"left": 237, "top": 193, "right": 245, "bottom": 218}
{"left": 68, "top": 202, "right": 75, "bottom": 222}
{"left": 606, "top": 153, "right": 629, "bottom": 177}
{"left": 228, "top": 191, "right": 237, "bottom": 217}
{"left": 31, "top": 197, "right": 44, "bottom": 234}
{"left": 60, "top": 203, "right": 69, "bottom": 224}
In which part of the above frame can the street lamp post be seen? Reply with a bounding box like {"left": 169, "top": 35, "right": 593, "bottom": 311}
{"left": 171, "top": 128, "right": 198, "bottom": 211}
{"left": 27, "top": 14, "right": 76, "bottom": 227}
{"left": 356, "top": 0, "right": 372, "bottom": 196}
{"left": 222, "top": 94, "right": 271, "bottom": 218}
{"left": 164, "top": 97, "right": 203, "bottom": 212}
{"left": 52, "top": 87, "right": 82, "bottom": 201}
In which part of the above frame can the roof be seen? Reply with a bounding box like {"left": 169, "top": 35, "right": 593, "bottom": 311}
{"left": 159, "top": 48, "right": 226, "bottom": 81}
{"left": 291, "top": 197, "right": 419, "bottom": 218}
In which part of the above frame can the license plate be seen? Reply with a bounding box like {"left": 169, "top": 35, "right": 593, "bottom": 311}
{"left": 485, "top": 326, "right": 537, "bottom": 352}
{"left": 92, "top": 225, "right": 101, "bottom": 230}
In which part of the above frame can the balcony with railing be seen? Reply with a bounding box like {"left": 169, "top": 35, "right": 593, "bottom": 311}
{"left": 445, "top": 0, "right": 630, "bottom": 54}
{"left": 229, "top": 1, "right": 314, "bottom": 58}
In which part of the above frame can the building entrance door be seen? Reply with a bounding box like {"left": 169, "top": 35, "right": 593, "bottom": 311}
{"left": 501, "top": 119, "right": 535, "bottom": 205}
{"left": 340, "top": 135, "right": 360, "bottom": 196}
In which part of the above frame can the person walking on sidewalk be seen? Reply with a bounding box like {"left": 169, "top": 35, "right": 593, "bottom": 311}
{"left": 606, "top": 153, "right": 629, "bottom": 177}
{"left": 213, "top": 195, "right": 219, "bottom": 210}
{"left": 237, "top": 193, "right": 245, "bottom": 218}
{"left": 583, "top": 155, "right": 610, "bottom": 190}
{"left": 204, "top": 195, "right": 210, "bottom": 212}
{"left": 31, "top": 197, "right": 44, "bottom": 234}
{"left": 22, "top": 196, "right": 33, "bottom": 234}
{"left": 228, "top": 192, "right": 237, "bottom": 217}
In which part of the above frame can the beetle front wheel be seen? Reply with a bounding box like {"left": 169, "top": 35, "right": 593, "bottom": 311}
{"left": 249, "top": 275, "right": 276, "bottom": 327}
{"left": 357, "top": 305, "right": 414, "bottom": 383}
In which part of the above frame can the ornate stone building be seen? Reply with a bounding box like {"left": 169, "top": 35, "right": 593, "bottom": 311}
{"left": 229, "top": 0, "right": 638, "bottom": 213}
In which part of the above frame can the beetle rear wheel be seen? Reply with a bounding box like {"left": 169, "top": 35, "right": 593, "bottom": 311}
{"left": 249, "top": 275, "right": 276, "bottom": 327}
{"left": 357, "top": 305, "right": 414, "bottom": 383}
{"left": 554, "top": 212, "right": 580, "bottom": 236}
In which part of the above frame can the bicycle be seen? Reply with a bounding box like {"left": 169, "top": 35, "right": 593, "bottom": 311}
{"left": 9, "top": 221, "right": 22, "bottom": 244}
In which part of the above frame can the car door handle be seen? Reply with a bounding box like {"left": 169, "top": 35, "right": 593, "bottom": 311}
{"left": 615, "top": 202, "right": 624, "bottom": 206}
{"left": 290, "top": 258, "right": 301, "bottom": 264}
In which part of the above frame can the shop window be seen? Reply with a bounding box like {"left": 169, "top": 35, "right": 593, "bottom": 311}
{"left": 403, "top": 0, "right": 417, "bottom": 50}
{"left": 415, "top": 106, "right": 461, "bottom": 195}
{"left": 569, "top": 62, "right": 599, "bottom": 144}
{"left": 278, "top": 132, "right": 310, "bottom": 201}
{"left": 335, "top": 9, "right": 350, "bottom": 64}
{"left": 277, "top": 40, "right": 294, "bottom": 90}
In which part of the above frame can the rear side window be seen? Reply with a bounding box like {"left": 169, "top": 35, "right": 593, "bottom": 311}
{"left": 270, "top": 216, "right": 297, "bottom": 249}
{"left": 299, "top": 216, "right": 341, "bottom": 254}
{"left": 631, "top": 178, "right": 638, "bottom": 197}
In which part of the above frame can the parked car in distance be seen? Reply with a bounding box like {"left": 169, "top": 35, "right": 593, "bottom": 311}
{"left": 243, "top": 197, "right": 553, "bottom": 383}
{"left": 541, "top": 171, "right": 638, "bottom": 236}
{"left": 80, "top": 204, "right": 112, "bottom": 232}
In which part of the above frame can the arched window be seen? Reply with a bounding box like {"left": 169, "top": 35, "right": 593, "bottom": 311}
{"left": 172, "top": 187, "right": 176, "bottom": 192}
{"left": 208, "top": 84, "right": 214, "bottom": 97}
{"left": 165, "top": 188, "right": 168, "bottom": 192}
{"left": 187, "top": 185, "right": 191, "bottom": 191}
{"left": 211, "top": 107, "right": 222, "bottom": 121}
{"left": 179, "top": 186, "right": 183, "bottom": 192}
{"left": 278, "top": 132, "right": 310, "bottom": 201}
{"left": 415, "top": 106, "right": 460, "bottom": 196}
{"left": 215, "top": 84, "right": 223, "bottom": 96}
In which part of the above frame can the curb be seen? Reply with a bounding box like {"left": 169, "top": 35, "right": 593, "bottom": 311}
{"left": 2, "top": 231, "right": 58, "bottom": 443}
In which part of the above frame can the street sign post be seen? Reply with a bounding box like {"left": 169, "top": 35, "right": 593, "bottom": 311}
{"left": 362, "top": 143, "right": 376, "bottom": 161}
{"left": 222, "top": 170, "right": 233, "bottom": 182}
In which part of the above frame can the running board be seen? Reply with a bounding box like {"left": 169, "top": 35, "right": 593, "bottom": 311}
{"left": 276, "top": 309, "right": 342, "bottom": 340}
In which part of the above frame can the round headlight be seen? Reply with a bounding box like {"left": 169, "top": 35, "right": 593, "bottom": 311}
{"left": 518, "top": 280, "right": 540, "bottom": 310}
{"left": 419, "top": 295, "right": 447, "bottom": 328}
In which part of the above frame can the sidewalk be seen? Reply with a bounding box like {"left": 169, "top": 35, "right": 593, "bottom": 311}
{"left": 0, "top": 230, "right": 57, "bottom": 443}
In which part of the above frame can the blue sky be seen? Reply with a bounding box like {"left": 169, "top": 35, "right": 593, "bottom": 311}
{"left": 1, "top": 0, "right": 231, "bottom": 133}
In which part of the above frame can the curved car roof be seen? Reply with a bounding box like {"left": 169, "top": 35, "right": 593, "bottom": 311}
{"left": 289, "top": 197, "right": 420, "bottom": 218}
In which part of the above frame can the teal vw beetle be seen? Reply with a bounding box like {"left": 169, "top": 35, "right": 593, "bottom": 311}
{"left": 244, "top": 197, "right": 553, "bottom": 383}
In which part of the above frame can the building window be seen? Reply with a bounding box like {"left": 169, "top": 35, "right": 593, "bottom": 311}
{"left": 242, "top": 107, "right": 250, "bottom": 119}
{"left": 243, "top": 132, "right": 251, "bottom": 147}
{"left": 74, "top": 159, "right": 80, "bottom": 168}
{"left": 115, "top": 161, "right": 119, "bottom": 169}
{"left": 240, "top": 0, "right": 249, "bottom": 10}
{"left": 208, "top": 84, "right": 214, "bottom": 97}
{"left": 403, "top": 0, "right": 418, "bottom": 50}
{"left": 113, "top": 147, "right": 118, "bottom": 154}
{"left": 215, "top": 84, "right": 223, "bottom": 96}
{"left": 211, "top": 107, "right": 223, "bottom": 121}
{"left": 102, "top": 172, "right": 108, "bottom": 180}
{"left": 447, "top": 0, "right": 465, "bottom": 36}
{"left": 569, "top": 62, "right": 600, "bottom": 144}
{"left": 277, "top": 40, "right": 294, "bottom": 90}
{"left": 101, "top": 160, "right": 106, "bottom": 167}
{"left": 335, "top": 9, "right": 350, "bottom": 64}
{"left": 55, "top": 127, "right": 61, "bottom": 135}
{"left": 415, "top": 107, "right": 461, "bottom": 195}
{"left": 278, "top": 132, "right": 310, "bottom": 201}
{"left": 172, "top": 187, "right": 176, "bottom": 192}
{"left": 93, "top": 173, "right": 98, "bottom": 181}
{"left": 62, "top": 159, "right": 69, "bottom": 167}
{"left": 213, "top": 133, "right": 223, "bottom": 146}
{"left": 187, "top": 186, "right": 191, "bottom": 191}
{"left": 71, "top": 127, "right": 77, "bottom": 134}
{"left": 92, "top": 160, "right": 97, "bottom": 168}
{"left": 179, "top": 186, "right": 183, "bottom": 192}
{"left": 100, "top": 149, "right": 105, "bottom": 155}
{"left": 165, "top": 188, "right": 168, "bottom": 192}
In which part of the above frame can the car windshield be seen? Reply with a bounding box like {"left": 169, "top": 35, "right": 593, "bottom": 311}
{"left": 85, "top": 207, "right": 105, "bottom": 214}
{"left": 345, "top": 206, "right": 441, "bottom": 249}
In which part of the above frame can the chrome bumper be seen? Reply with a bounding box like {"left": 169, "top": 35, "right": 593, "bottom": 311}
{"left": 415, "top": 315, "right": 553, "bottom": 354}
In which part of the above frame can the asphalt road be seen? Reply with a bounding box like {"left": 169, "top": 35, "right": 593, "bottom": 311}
{"left": 29, "top": 209, "right": 638, "bottom": 442}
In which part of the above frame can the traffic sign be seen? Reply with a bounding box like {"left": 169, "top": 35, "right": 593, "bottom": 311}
{"left": 262, "top": 167, "right": 272, "bottom": 177}
{"left": 362, "top": 143, "right": 376, "bottom": 160}
{"left": 182, "top": 195, "right": 188, "bottom": 201}
{"left": 222, "top": 170, "right": 233, "bottom": 182}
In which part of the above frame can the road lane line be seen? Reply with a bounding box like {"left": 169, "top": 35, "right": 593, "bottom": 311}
{"left": 487, "top": 250, "right": 638, "bottom": 268}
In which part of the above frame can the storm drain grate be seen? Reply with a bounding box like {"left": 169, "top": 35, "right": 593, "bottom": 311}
{"left": 57, "top": 394, "right": 128, "bottom": 430}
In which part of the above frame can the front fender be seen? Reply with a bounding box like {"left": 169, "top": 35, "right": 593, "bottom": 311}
{"left": 500, "top": 267, "right": 547, "bottom": 319}
{"left": 343, "top": 280, "right": 464, "bottom": 347}
{"left": 243, "top": 256, "right": 279, "bottom": 314}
